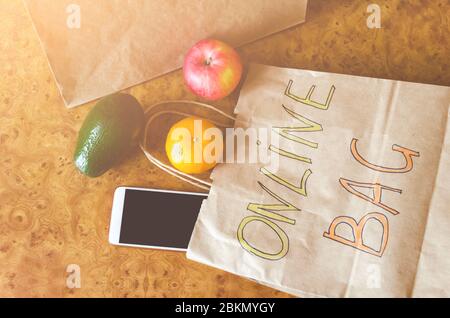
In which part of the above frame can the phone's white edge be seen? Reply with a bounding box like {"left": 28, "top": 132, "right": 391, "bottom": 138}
{"left": 109, "top": 242, "right": 188, "bottom": 253}
{"left": 120, "top": 186, "right": 208, "bottom": 198}
{"left": 108, "top": 186, "right": 208, "bottom": 252}
{"left": 108, "top": 186, "right": 126, "bottom": 245}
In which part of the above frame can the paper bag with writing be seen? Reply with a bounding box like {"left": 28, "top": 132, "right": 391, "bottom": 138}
{"left": 187, "top": 64, "right": 450, "bottom": 297}
{"left": 24, "top": 0, "right": 307, "bottom": 108}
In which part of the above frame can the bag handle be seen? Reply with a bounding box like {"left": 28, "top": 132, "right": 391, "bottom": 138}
{"left": 140, "top": 100, "right": 236, "bottom": 191}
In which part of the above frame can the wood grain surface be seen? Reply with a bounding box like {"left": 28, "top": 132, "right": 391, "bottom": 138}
{"left": 0, "top": 0, "right": 449, "bottom": 297}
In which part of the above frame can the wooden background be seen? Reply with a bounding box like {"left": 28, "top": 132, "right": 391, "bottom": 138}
{"left": 0, "top": 0, "right": 448, "bottom": 297}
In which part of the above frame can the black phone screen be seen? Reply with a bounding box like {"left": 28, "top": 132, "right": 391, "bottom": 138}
{"left": 119, "top": 189, "right": 206, "bottom": 249}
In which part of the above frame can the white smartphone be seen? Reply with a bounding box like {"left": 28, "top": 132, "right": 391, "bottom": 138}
{"left": 109, "top": 186, "right": 207, "bottom": 252}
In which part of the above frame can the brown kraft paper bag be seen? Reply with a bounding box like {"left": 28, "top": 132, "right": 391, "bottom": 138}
{"left": 187, "top": 64, "right": 450, "bottom": 297}
{"left": 24, "top": 0, "right": 307, "bottom": 108}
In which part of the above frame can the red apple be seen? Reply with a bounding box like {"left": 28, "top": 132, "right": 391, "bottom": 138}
{"left": 183, "top": 39, "right": 243, "bottom": 101}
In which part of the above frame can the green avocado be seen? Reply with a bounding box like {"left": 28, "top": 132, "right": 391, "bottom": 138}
{"left": 73, "top": 93, "right": 145, "bottom": 177}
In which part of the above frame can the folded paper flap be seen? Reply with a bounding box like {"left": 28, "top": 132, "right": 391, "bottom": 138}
{"left": 187, "top": 64, "right": 450, "bottom": 297}
{"left": 24, "top": 0, "right": 308, "bottom": 107}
